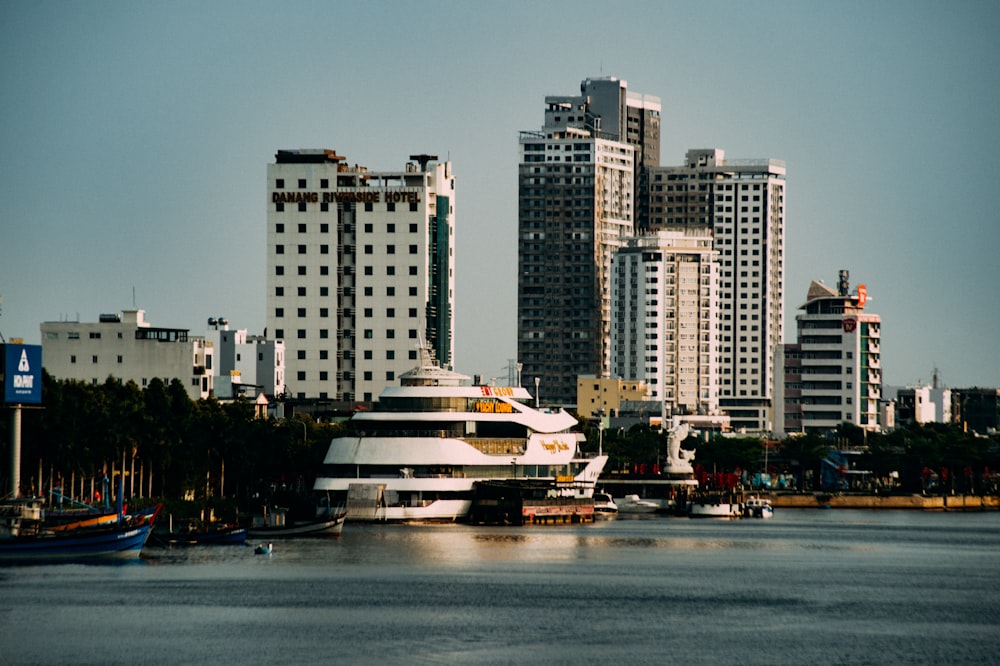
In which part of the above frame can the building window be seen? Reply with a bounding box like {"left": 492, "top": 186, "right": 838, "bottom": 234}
{"left": 409, "top": 266, "right": 417, "bottom": 276}
{"left": 70, "top": 355, "right": 76, "bottom": 363}
{"left": 319, "top": 371, "right": 328, "bottom": 381}
{"left": 387, "top": 202, "right": 396, "bottom": 212}
{"left": 364, "top": 202, "right": 373, "bottom": 212}
{"left": 386, "top": 308, "right": 395, "bottom": 318}
{"left": 92, "top": 356, "right": 98, "bottom": 363}
{"left": 276, "top": 223, "right": 284, "bottom": 233}
{"left": 409, "top": 223, "right": 418, "bottom": 233}
{"left": 319, "top": 329, "right": 329, "bottom": 339}
{"left": 364, "top": 329, "right": 373, "bottom": 339}
{"left": 320, "top": 223, "right": 329, "bottom": 233}
{"left": 320, "top": 308, "right": 329, "bottom": 318}
{"left": 276, "top": 245, "right": 284, "bottom": 254}
{"left": 386, "top": 287, "right": 395, "bottom": 297}
{"left": 386, "top": 329, "right": 395, "bottom": 339}
{"left": 320, "top": 245, "right": 329, "bottom": 254}
{"left": 386, "top": 371, "right": 395, "bottom": 381}
{"left": 319, "top": 350, "right": 328, "bottom": 360}
{"left": 297, "top": 350, "right": 306, "bottom": 360}
{"left": 387, "top": 245, "right": 396, "bottom": 254}
{"left": 297, "top": 371, "right": 306, "bottom": 381}
{"left": 276, "top": 287, "right": 284, "bottom": 296}
{"left": 298, "top": 287, "right": 306, "bottom": 296}
{"left": 276, "top": 202, "right": 284, "bottom": 212}
{"left": 275, "top": 179, "right": 284, "bottom": 188}
{"left": 364, "top": 308, "right": 373, "bottom": 318}
{"left": 364, "top": 371, "right": 373, "bottom": 381}
{"left": 364, "top": 245, "right": 373, "bottom": 254}
{"left": 275, "top": 329, "right": 284, "bottom": 338}
{"left": 387, "top": 223, "right": 396, "bottom": 233}
{"left": 364, "top": 350, "right": 373, "bottom": 360}
{"left": 386, "top": 350, "right": 395, "bottom": 360}
{"left": 298, "top": 179, "right": 306, "bottom": 188}
{"left": 297, "top": 308, "right": 306, "bottom": 317}
{"left": 298, "top": 244, "right": 306, "bottom": 254}
{"left": 320, "top": 287, "right": 329, "bottom": 296}
{"left": 298, "top": 266, "right": 306, "bottom": 275}
{"left": 320, "top": 266, "right": 329, "bottom": 276}
{"left": 276, "top": 266, "right": 284, "bottom": 275}
{"left": 320, "top": 179, "right": 328, "bottom": 188}
{"left": 298, "top": 223, "right": 306, "bottom": 233}
{"left": 297, "top": 329, "right": 306, "bottom": 339}
{"left": 298, "top": 202, "right": 307, "bottom": 212}
{"left": 275, "top": 308, "right": 284, "bottom": 317}
{"left": 387, "top": 266, "right": 396, "bottom": 275}
{"left": 364, "top": 266, "right": 373, "bottom": 276}
{"left": 410, "top": 202, "right": 418, "bottom": 212}
{"left": 364, "top": 286, "right": 373, "bottom": 296}
{"left": 364, "top": 223, "right": 373, "bottom": 233}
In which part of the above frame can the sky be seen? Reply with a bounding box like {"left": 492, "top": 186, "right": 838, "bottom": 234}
{"left": 1, "top": 0, "right": 998, "bottom": 390}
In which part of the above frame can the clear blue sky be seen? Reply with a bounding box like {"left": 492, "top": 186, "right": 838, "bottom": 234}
{"left": 2, "top": 0, "right": 998, "bottom": 389}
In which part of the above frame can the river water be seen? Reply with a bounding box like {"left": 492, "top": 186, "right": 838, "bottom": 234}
{"left": 1, "top": 509, "right": 998, "bottom": 665}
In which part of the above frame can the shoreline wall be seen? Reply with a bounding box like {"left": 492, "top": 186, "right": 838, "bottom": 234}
{"left": 768, "top": 493, "right": 1000, "bottom": 511}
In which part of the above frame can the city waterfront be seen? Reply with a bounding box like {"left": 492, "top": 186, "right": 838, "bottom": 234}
{"left": 1, "top": 509, "right": 998, "bottom": 665}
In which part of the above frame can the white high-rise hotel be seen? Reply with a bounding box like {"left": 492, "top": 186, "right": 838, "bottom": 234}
{"left": 611, "top": 228, "right": 719, "bottom": 417}
{"left": 266, "top": 150, "right": 455, "bottom": 402}
{"left": 648, "top": 149, "right": 786, "bottom": 432}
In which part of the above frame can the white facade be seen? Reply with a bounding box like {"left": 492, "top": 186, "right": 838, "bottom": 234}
{"left": 611, "top": 228, "right": 719, "bottom": 418}
{"left": 207, "top": 324, "right": 285, "bottom": 399}
{"left": 266, "top": 150, "right": 455, "bottom": 402}
{"left": 648, "top": 149, "right": 786, "bottom": 433}
{"left": 40, "top": 310, "right": 213, "bottom": 400}
{"left": 774, "top": 273, "right": 882, "bottom": 435}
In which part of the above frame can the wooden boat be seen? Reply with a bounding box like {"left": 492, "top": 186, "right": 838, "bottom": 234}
{"left": 155, "top": 523, "right": 247, "bottom": 546}
{"left": 246, "top": 506, "right": 346, "bottom": 538}
{"left": 0, "top": 501, "right": 161, "bottom": 562}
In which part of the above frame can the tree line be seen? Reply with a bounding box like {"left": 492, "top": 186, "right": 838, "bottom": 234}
{"left": 583, "top": 420, "right": 1000, "bottom": 495}
{"left": 0, "top": 372, "right": 343, "bottom": 511}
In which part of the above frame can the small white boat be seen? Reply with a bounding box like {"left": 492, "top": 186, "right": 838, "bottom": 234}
{"left": 616, "top": 494, "right": 660, "bottom": 514}
{"left": 744, "top": 497, "right": 774, "bottom": 519}
{"left": 593, "top": 492, "right": 618, "bottom": 517}
{"left": 247, "top": 507, "right": 346, "bottom": 538}
{"left": 688, "top": 495, "right": 741, "bottom": 519}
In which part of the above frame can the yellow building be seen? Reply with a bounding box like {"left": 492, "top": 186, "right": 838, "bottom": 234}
{"left": 576, "top": 375, "right": 649, "bottom": 419}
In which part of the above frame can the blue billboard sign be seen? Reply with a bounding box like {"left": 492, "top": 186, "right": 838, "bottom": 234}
{"left": 3, "top": 344, "right": 43, "bottom": 405}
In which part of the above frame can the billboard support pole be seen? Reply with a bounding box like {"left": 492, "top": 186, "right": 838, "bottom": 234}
{"left": 9, "top": 404, "right": 21, "bottom": 498}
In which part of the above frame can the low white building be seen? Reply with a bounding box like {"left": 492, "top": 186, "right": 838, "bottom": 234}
{"left": 206, "top": 319, "right": 285, "bottom": 399}
{"left": 41, "top": 310, "right": 213, "bottom": 400}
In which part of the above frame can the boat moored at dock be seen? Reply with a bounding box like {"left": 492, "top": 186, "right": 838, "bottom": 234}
{"left": 314, "top": 348, "right": 607, "bottom": 522}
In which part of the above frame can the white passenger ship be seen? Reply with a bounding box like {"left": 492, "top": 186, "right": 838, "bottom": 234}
{"left": 314, "top": 351, "right": 607, "bottom": 522}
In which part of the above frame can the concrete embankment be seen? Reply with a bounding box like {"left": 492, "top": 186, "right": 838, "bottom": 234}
{"left": 768, "top": 493, "right": 1000, "bottom": 511}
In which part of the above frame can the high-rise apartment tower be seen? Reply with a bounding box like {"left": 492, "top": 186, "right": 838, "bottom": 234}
{"left": 517, "top": 77, "right": 660, "bottom": 406}
{"left": 648, "top": 149, "right": 786, "bottom": 432}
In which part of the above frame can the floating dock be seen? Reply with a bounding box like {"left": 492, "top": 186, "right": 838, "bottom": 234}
{"left": 468, "top": 480, "right": 595, "bottom": 525}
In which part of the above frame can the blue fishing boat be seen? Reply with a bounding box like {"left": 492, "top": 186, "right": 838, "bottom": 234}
{"left": 0, "top": 502, "right": 160, "bottom": 563}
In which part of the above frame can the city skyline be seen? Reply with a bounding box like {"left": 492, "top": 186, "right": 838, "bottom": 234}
{"left": 2, "top": 1, "right": 998, "bottom": 390}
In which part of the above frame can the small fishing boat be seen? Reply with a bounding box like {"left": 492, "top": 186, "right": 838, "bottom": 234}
{"left": 156, "top": 523, "right": 247, "bottom": 546}
{"left": 744, "top": 497, "right": 774, "bottom": 519}
{"left": 246, "top": 506, "right": 346, "bottom": 539}
{"left": 254, "top": 542, "right": 273, "bottom": 555}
